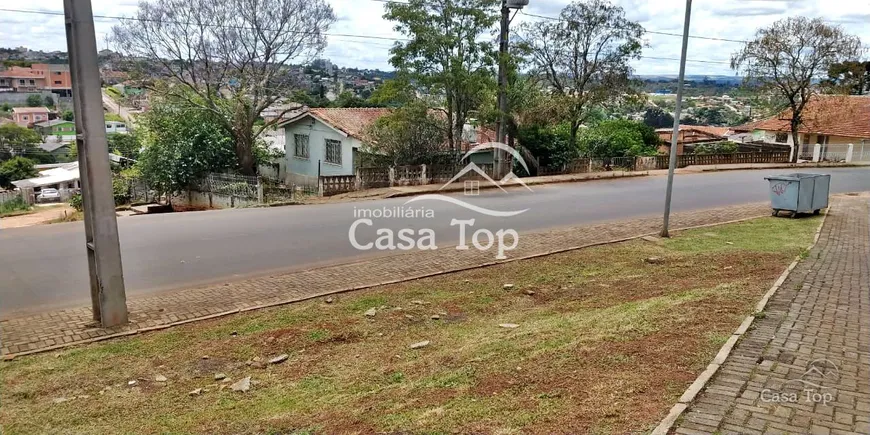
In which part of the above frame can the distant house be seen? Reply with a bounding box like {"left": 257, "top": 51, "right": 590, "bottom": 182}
{"left": 656, "top": 126, "right": 732, "bottom": 155}
{"left": 276, "top": 107, "right": 496, "bottom": 185}
{"left": 12, "top": 161, "right": 80, "bottom": 191}
{"left": 734, "top": 95, "right": 870, "bottom": 160}
{"left": 0, "top": 63, "right": 72, "bottom": 96}
{"left": 35, "top": 119, "right": 76, "bottom": 140}
{"left": 105, "top": 120, "right": 128, "bottom": 134}
{"left": 38, "top": 142, "right": 73, "bottom": 161}
{"left": 278, "top": 108, "right": 391, "bottom": 184}
{"left": 11, "top": 107, "right": 50, "bottom": 127}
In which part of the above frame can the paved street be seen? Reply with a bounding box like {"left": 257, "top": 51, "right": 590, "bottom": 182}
{"left": 671, "top": 194, "right": 870, "bottom": 434}
{"left": 1, "top": 167, "right": 869, "bottom": 316}
{"left": 0, "top": 201, "right": 770, "bottom": 356}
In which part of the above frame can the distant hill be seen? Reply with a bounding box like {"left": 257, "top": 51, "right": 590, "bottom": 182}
{"left": 635, "top": 75, "right": 744, "bottom": 85}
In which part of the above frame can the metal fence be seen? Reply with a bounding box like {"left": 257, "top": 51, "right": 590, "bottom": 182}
{"left": 192, "top": 173, "right": 259, "bottom": 199}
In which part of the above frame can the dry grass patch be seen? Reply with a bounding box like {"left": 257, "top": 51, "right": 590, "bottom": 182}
{"left": 0, "top": 216, "right": 821, "bottom": 434}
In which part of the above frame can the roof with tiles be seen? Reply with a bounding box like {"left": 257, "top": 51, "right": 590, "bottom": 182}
{"left": 735, "top": 95, "right": 870, "bottom": 139}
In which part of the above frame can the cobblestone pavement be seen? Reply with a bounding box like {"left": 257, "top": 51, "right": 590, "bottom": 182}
{"left": 672, "top": 195, "right": 870, "bottom": 435}
{"left": 0, "top": 202, "right": 770, "bottom": 357}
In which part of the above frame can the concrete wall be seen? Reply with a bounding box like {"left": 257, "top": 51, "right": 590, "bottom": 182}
{"left": 171, "top": 190, "right": 259, "bottom": 209}
{"left": 283, "top": 116, "right": 358, "bottom": 179}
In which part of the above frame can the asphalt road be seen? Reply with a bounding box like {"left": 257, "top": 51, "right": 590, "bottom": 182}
{"left": 2, "top": 167, "right": 869, "bottom": 316}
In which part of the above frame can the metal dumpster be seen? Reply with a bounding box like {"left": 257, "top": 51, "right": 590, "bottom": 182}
{"left": 764, "top": 173, "right": 830, "bottom": 217}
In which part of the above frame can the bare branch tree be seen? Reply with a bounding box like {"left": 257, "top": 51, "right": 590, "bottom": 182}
{"left": 732, "top": 17, "right": 863, "bottom": 162}
{"left": 112, "top": 0, "right": 335, "bottom": 174}
{"left": 516, "top": 0, "right": 644, "bottom": 146}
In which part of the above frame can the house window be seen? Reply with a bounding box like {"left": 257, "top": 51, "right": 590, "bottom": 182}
{"left": 293, "top": 134, "right": 309, "bottom": 158}
{"left": 775, "top": 133, "right": 789, "bottom": 143}
{"left": 817, "top": 135, "right": 829, "bottom": 145}
{"left": 28, "top": 80, "right": 34, "bottom": 85}
{"left": 18, "top": 79, "right": 24, "bottom": 85}
{"left": 54, "top": 80, "right": 62, "bottom": 85}
{"left": 324, "top": 139, "right": 342, "bottom": 165}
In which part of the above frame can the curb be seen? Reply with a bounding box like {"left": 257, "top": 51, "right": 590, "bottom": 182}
{"left": 2, "top": 211, "right": 770, "bottom": 360}
{"left": 384, "top": 171, "right": 649, "bottom": 198}
{"left": 648, "top": 203, "right": 833, "bottom": 435}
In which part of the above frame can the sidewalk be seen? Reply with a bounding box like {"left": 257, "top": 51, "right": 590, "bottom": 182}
{"left": 668, "top": 194, "right": 870, "bottom": 434}
{"left": 311, "top": 162, "right": 869, "bottom": 204}
{"left": 0, "top": 201, "right": 771, "bottom": 358}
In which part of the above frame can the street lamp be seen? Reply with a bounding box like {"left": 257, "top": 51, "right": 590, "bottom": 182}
{"left": 495, "top": 0, "right": 527, "bottom": 178}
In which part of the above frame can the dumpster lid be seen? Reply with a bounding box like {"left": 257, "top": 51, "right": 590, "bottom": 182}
{"left": 765, "top": 173, "right": 830, "bottom": 181}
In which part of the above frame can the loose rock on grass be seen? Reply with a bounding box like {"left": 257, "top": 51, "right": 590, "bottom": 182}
{"left": 230, "top": 376, "right": 252, "bottom": 392}
{"left": 409, "top": 341, "right": 430, "bottom": 349}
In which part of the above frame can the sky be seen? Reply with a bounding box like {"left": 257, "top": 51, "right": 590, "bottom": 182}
{"left": 2, "top": 0, "right": 869, "bottom": 76}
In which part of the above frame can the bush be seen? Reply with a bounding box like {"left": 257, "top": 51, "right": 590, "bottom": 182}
{"left": 0, "top": 196, "right": 31, "bottom": 216}
{"left": 516, "top": 124, "right": 578, "bottom": 171}
{"left": 579, "top": 120, "right": 660, "bottom": 158}
{"left": 69, "top": 193, "right": 83, "bottom": 212}
{"left": 0, "top": 157, "right": 38, "bottom": 189}
{"left": 26, "top": 94, "right": 43, "bottom": 107}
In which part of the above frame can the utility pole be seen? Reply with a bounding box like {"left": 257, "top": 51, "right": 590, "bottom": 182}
{"left": 64, "top": 0, "right": 128, "bottom": 326}
{"left": 495, "top": 0, "right": 510, "bottom": 178}
{"left": 660, "top": 0, "right": 692, "bottom": 238}
{"left": 495, "top": 0, "right": 528, "bottom": 178}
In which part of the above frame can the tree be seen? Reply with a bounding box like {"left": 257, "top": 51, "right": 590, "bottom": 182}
{"left": 823, "top": 61, "right": 870, "bottom": 95}
{"left": 108, "top": 133, "right": 142, "bottom": 161}
{"left": 61, "top": 110, "right": 74, "bottom": 121}
{"left": 693, "top": 107, "right": 727, "bottom": 126}
{"left": 112, "top": 0, "right": 336, "bottom": 175}
{"left": 26, "top": 94, "right": 43, "bottom": 107}
{"left": 384, "top": 0, "right": 498, "bottom": 154}
{"left": 579, "top": 119, "right": 659, "bottom": 158}
{"left": 0, "top": 123, "right": 42, "bottom": 161}
{"left": 0, "top": 103, "right": 11, "bottom": 112}
{"left": 364, "top": 102, "right": 447, "bottom": 166}
{"left": 517, "top": 0, "right": 644, "bottom": 146}
{"left": 643, "top": 107, "right": 674, "bottom": 129}
{"left": 44, "top": 95, "right": 55, "bottom": 108}
{"left": 516, "top": 123, "right": 577, "bottom": 171}
{"left": 0, "top": 157, "right": 38, "bottom": 188}
{"left": 367, "top": 76, "right": 417, "bottom": 107}
{"left": 136, "top": 96, "right": 238, "bottom": 197}
{"left": 732, "top": 17, "right": 862, "bottom": 162}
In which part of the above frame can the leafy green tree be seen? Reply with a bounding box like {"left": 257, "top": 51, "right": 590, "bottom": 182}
{"left": 107, "top": 133, "right": 142, "bottom": 161}
{"left": 579, "top": 120, "right": 659, "bottom": 158}
{"left": 62, "top": 110, "right": 75, "bottom": 121}
{"left": 643, "top": 107, "right": 674, "bottom": 129}
{"left": 367, "top": 76, "right": 417, "bottom": 107}
{"left": 0, "top": 157, "right": 38, "bottom": 188}
{"left": 516, "top": 123, "right": 577, "bottom": 171}
{"left": 44, "top": 95, "right": 55, "bottom": 107}
{"left": 0, "top": 123, "right": 42, "bottom": 161}
{"left": 332, "top": 91, "right": 374, "bottom": 108}
{"left": 364, "top": 102, "right": 447, "bottom": 166}
{"left": 517, "top": 0, "right": 644, "bottom": 146}
{"left": 1, "top": 103, "right": 12, "bottom": 112}
{"left": 732, "top": 17, "right": 862, "bottom": 162}
{"left": 384, "top": 0, "right": 499, "bottom": 154}
{"left": 26, "top": 94, "right": 43, "bottom": 107}
{"left": 823, "top": 61, "right": 870, "bottom": 95}
{"left": 136, "top": 96, "right": 237, "bottom": 197}
{"left": 693, "top": 107, "right": 727, "bottom": 126}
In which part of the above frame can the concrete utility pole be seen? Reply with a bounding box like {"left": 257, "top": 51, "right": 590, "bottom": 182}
{"left": 660, "top": 0, "right": 692, "bottom": 238}
{"left": 64, "top": 0, "right": 128, "bottom": 326}
{"left": 495, "top": 0, "right": 528, "bottom": 178}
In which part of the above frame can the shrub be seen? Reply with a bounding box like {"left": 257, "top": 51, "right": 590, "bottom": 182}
{"left": 694, "top": 141, "right": 738, "bottom": 154}
{"left": 69, "top": 193, "right": 83, "bottom": 212}
{"left": 0, "top": 196, "right": 31, "bottom": 216}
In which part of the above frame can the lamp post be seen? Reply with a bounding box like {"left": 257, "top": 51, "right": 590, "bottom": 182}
{"left": 495, "top": 0, "right": 528, "bottom": 178}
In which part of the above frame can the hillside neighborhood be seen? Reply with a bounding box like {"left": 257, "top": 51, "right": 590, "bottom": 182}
{"left": 1, "top": 0, "right": 869, "bottom": 434}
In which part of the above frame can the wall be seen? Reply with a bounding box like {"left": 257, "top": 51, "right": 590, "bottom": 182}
{"left": 171, "top": 190, "right": 259, "bottom": 209}
{"left": 283, "top": 116, "right": 357, "bottom": 180}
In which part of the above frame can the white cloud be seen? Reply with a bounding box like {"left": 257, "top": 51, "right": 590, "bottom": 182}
{"left": 3, "top": 0, "right": 870, "bottom": 75}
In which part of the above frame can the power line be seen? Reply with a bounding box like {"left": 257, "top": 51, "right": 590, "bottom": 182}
{"left": 0, "top": 8, "right": 411, "bottom": 42}
{"left": 519, "top": 10, "right": 750, "bottom": 44}
{"left": 0, "top": 7, "right": 733, "bottom": 65}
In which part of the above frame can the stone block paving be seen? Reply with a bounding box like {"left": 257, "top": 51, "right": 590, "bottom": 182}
{"left": 672, "top": 195, "right": 870, "bottom": 435}
{"left": 1, "top": 202, "right": 770, "bottom": 357}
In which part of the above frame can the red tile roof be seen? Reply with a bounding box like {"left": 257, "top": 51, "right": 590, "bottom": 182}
{"left": 309, "top": 108, "right": 393, "bottom": 140}
{"left": 735, "top": 95, "right": 870, "bottom": 139}
{"left": 655, "top": 125, "right": 732, "bottom": 137}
